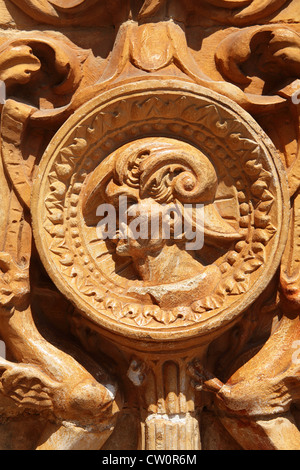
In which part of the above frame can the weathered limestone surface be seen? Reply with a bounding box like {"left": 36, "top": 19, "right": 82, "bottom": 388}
{"left": 0, "top": 0, "right": 300, "bottom": 450}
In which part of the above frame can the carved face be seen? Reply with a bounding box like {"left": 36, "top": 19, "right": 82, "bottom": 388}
{"left": 32, "top": 80, "right": 288, "bottom": 338}
{"left": 83, "top": 138, "right": 242, "bottom": 266}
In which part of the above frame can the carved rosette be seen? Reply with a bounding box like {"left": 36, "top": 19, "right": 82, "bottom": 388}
{"left": 31, "top": 79, "right": 289, "bottom": 346}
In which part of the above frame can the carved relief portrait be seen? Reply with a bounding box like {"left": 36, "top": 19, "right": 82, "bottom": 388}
{"left": 31, "top": 81, "right": 288, "bottom": 341}
{"left": 82, "top": 137, "right": 243, "bottom": 308}
{"left": 0, "top": 0, "right": 299, "bottom": 452}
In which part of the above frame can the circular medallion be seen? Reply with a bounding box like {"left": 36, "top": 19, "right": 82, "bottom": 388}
{"left": 31, "top": 79, "right": 289, "bottom": 342}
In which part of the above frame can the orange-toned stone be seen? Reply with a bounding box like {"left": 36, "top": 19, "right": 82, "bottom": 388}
{"left": 0, "top": 0, "right": 299, "bottom": 451}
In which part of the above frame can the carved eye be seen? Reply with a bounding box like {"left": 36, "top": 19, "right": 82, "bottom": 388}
{"left": 126, "top": 198, "right": 138, "bottom": 210}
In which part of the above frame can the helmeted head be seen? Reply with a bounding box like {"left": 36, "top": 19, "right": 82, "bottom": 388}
{"left": 83, "top": 137, "right": 241, "bottom": 258}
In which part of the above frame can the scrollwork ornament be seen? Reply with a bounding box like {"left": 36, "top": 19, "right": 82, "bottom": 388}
{"left": 0, "top": 0, "right": 299, "bottom": 451}
{"left": 8, "top": 0, "right": 291, "bottom": 26}
{"left": 194, "top": 0, "right": 290, "bottom": 25}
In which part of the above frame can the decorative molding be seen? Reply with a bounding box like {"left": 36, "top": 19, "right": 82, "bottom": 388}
{"left": 0, "top": 0, "right": 299, "bottom": 451}
{"left": 31, "top": 80, "right": 288, "bottom": 342}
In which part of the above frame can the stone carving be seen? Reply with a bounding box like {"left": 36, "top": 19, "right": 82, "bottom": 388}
{"left": 0, "top": 0, "right": 299, "bottom": 451}
{"left": 8, "top": 0, "right": 290, "bottom": 26}
{"left": 31, "top": 81, "right": 287, "bottom": 338}
{"left": 192, "top": 0, "right": 290, "bottom": 25}
{"left": 8, "top": 0, "right": 122, "bottom": 26}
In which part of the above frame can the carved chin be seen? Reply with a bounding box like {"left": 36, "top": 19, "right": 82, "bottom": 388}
{"left": 115, "top": 239, "right": 131, "bottom": 256}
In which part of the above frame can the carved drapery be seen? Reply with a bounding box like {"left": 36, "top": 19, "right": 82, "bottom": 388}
{"left": 0, "top": 0, "right": 299, "bottom": 451}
